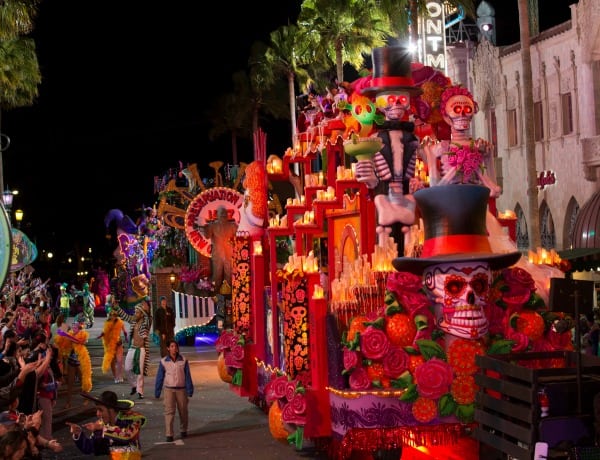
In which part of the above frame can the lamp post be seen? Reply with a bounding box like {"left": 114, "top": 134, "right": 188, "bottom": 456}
{"left": 14, "top": 209, "right": 23, "bottom": 228}
{"left": 2, "top": 189, "right": 13, "bottom": 213}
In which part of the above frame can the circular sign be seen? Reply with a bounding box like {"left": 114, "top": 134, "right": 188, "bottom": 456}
{"left": 0, "top": 204, "right": 12, "bottom": 288}
{"left": 184, "top": 187, "right": 244, "bottom": 258}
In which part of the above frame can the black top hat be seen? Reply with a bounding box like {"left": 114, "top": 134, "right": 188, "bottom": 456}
{"left": 361, "top": 46, "right": 423, "bottom": 97}
{"left": 80, "top": 391, "right": 134, "bottom": 411}
{"left": 392, "top": 185, "right": 521, "bottom": 274}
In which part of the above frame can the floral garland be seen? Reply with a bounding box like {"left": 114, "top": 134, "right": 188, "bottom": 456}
{"left": 215, "top": 329, "right": 245, "bottom": 385}
{"left": 101, "top": 317, "right": 124, "bottom": 374}
{"left": 340, "top": 269, "right": 573, "bottom": 424}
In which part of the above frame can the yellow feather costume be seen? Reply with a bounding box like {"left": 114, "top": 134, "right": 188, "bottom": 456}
{"left": 101, "top": 317, "right": 124, "bottom": 374}
{"left": 54, "top": 327, "right": 92, "bottom": 392}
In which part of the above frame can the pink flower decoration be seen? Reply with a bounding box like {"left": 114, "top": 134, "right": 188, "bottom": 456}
{"left": 281, "top": 399, "right": 306, "bottom": 425}
{"left": 360, "top": 326, "right": 390, "bottom": 360}
{"left": 285, "top": 381, "right": 298, "bottom": 402}
{"left": 386, "top": 272, "right": 423, "bottom": 295}
{"left": 414, "top": 357, "right": 453, "bottom": 399}
{"left": 348, "top": 367, "right": 371, "bottom": 390}
{"left": 343, "top": 348, "right": 361, "bottom": 371}
{"left": 382, "top": 346, "right": 410, "bottom": 379}
{"left": 445, "top": 143, "right": 483, "bottom": 184}
{"left": 398, "top": 291, "right": 431, "bottom": 316}
{"left": 264, "top": 375, "right": 288, "bottom": 403}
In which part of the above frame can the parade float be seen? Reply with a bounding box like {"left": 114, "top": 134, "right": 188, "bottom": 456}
{"left": 149, "top": 47, "right": 599, "bottom": 460}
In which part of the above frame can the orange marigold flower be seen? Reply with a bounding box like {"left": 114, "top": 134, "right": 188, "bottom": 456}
{"left": 412, "top": 396, "right": 437, "bottom": 423}
{"left": 451, "top": 375, "right": 478, "bottom": 405}
{"left": 447, "top": 339, "right": 485, "bottom": 376}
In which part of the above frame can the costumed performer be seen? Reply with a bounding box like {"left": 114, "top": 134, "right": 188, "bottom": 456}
{"left": 68, "top": 390, "right": 146, "bottom": 458}
{"left": 98, "top": 309, "right": 128, "bottom": 383}
{"left": 113, "top": 299, "right": 151, "bottom": 399}
{"left": 57, "top": 283, "right": 73, "bottom": 319}
{"left": 54, "top": 318, "right": 92, "bottom": 408}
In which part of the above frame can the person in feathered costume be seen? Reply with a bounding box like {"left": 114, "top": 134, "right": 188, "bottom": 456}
{"left": 54, "top": 318, "right": 92, "bottom": 408}
{"left": 98, "top": 309, "right": 128, "bottom": 383}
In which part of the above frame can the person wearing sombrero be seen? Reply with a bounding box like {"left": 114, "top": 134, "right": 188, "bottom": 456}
{"left": 392, "top": 184, "right": 521, "bottom": 346}
{"left": 67, "top": 390, "right": 146, "bottom": 457}
{"left": 355, "top": 45, "right": 423, "bottom": 257}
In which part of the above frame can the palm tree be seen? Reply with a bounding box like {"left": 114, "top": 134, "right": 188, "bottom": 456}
{"left": 207, "top": 90, "right": 252, "bottom": 166}
{"left": 0, "top": 0, "right": 43, "bottom": 194}
{"left": 247, "top": 41, "right": 290, "bottom": 158}
{"left": 265, "top": 24, "right": 312, "bottom": 146}
{"left": 297, "top": 0, "right": 392, "bottom": 86}
{"left": 517, "top": 0, "right": 540, "bottom": 249}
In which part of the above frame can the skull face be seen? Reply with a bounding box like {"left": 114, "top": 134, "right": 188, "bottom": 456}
{"left": 290, "top": 305, "right": 307, "bottom": 328}
{"left": 443, "top": 94, "right": 475, "bottom": 132}
{"left": 376, "top": 91, "right": 410, "bottom": 121}
{"left": 237, "top": 262, "right": 250, "bottom": 278}
{"left": 424, "top": 261, "right": 490, "bottom": 339}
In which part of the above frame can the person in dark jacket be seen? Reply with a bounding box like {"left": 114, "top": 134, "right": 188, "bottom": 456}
{"left": 67, "top": 390, "right": 146, "bottom": 456}
{"left": 153, "top": 296, "right": 175, "bottom": 358}
{"left": 154, "top": 340, "right": 193, "bottom": 443}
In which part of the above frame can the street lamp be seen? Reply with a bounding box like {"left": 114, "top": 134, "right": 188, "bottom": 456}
{"left": 14, "top": 209, "right": 23, "bottom": 228}
{"left": 2, "top": 189, "right": 13, "bottom": 211}
{"left": 169, "top": 271, "right": 177, "bottom": 288}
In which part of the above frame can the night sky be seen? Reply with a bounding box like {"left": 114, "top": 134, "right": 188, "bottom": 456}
{"left": 1, "top": 0, "right": 576, "bottom": 279}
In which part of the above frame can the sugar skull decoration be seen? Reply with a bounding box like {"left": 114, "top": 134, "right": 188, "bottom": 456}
{"left": 424, "top": 261, "right": 490, "bottom": 339}
{"left": 393, "top": 185, "right": 521, "bottom": 342}
{"left": 440, "top": 86, "right": 477, "bottom": 132}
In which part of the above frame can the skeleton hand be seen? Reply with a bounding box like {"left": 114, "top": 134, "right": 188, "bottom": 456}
{"left": 354, "top": 160, "right": 379, "bottom": 189}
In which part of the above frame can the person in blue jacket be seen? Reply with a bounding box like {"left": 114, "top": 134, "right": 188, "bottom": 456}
{"left": 154, "top": 340, "right": 194, "bottom": 443}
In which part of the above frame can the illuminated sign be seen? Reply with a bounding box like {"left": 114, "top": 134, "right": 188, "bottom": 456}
{"left": 418, "top": 0, "right": 446, "bottom": 72}
{"left": 184, "top": 187, "right": 244, "bottom": 257}
{"left": 537, "top": 171, "right": 556, "bottom": 190}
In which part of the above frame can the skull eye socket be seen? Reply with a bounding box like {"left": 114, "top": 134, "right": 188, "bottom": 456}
{"left": 445, "top": 275, "right": 467, "bottom": 297}
{"left": 453, "top": 105, "right": 463, "bottom": 115}
{"left": 463, "top": 106, "right": 473, "bottom": 115}
{"left": 469, "top": 274, "right": 489, "bottom": 295}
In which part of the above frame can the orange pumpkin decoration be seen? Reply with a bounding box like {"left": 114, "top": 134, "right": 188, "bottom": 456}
{"left": 217, "top": 352, "right": 233, "bottom": 383}
{"left": 268, "top": 402, "right": 289, "bottom": 442}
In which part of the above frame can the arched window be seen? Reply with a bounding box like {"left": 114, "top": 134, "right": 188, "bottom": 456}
{"left": 564, "top": 197, "right": 579, "bottom": 249}
{"left": 515, "top": 203, "right": 529, "bottom": 251}
{"left": 539, "top": 201, "right": 556, "bottom": 250}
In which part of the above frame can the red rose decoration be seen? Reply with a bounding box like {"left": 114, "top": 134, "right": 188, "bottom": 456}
{"left": 414, "top": 357, "right": 453, "bottom": 399}
{"left": 398, "top": 291, "right": 431, "bottom": 316}
{"left": 501, "top": 267, "right": 536, "bottom": 309}
{"left": 343, "top": 348, "right": 361, "bottom": 371}
{"left": 349, "top": 367, "right": 371, "bottom": 390}
{"left": 285, "top": 381, "right": 297, "bottom": 402}
{"left": 382, "top": 345, "right": 410, "bottom": 379}
{"left": 360, "top": 326, "right": 390, "bottom": 360}
{"left": 281, "top": 399, "right": 306, "bottom": 425}
{"left": 387, "top": 272, "right": 423, "bottom": 296}
{"left": 289, "top": 393, "right": 307, "bottom": 415}
{"left": 265, "top": 375, "right": 289, "bottom": 403}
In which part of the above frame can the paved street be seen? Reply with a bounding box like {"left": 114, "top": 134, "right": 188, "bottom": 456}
{"left": 43, "top": 316, "right": 328, "bottom": 460}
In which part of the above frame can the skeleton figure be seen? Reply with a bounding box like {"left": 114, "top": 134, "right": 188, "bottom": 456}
{"left": 422, "top": 85, "right": 500, "bottom": 196}
{"left": 424, "top": 261, "right": 491, "bottom": 340}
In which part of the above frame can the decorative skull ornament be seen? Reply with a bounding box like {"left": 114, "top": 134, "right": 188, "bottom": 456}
{"left": 442, "top": 93, "right": 475, "bottom": 132}
{"left": 423, "top": 261, "right": 490, "bottom": 340}
{"left": 375, "top": 91, "right": 411, "bottom": 121}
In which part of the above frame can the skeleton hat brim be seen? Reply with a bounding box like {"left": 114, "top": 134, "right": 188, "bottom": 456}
{"left": 392, "top": 184, "right": 521, "bottom": 275}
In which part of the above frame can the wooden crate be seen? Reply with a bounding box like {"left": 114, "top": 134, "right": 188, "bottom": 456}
{"left": 473, "top": 351, "right": 600, "bottom": 460}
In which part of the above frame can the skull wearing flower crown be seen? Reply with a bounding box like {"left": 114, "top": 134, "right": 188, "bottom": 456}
{"left": 424, "top": 261, "right": 490, "bottom": 339}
